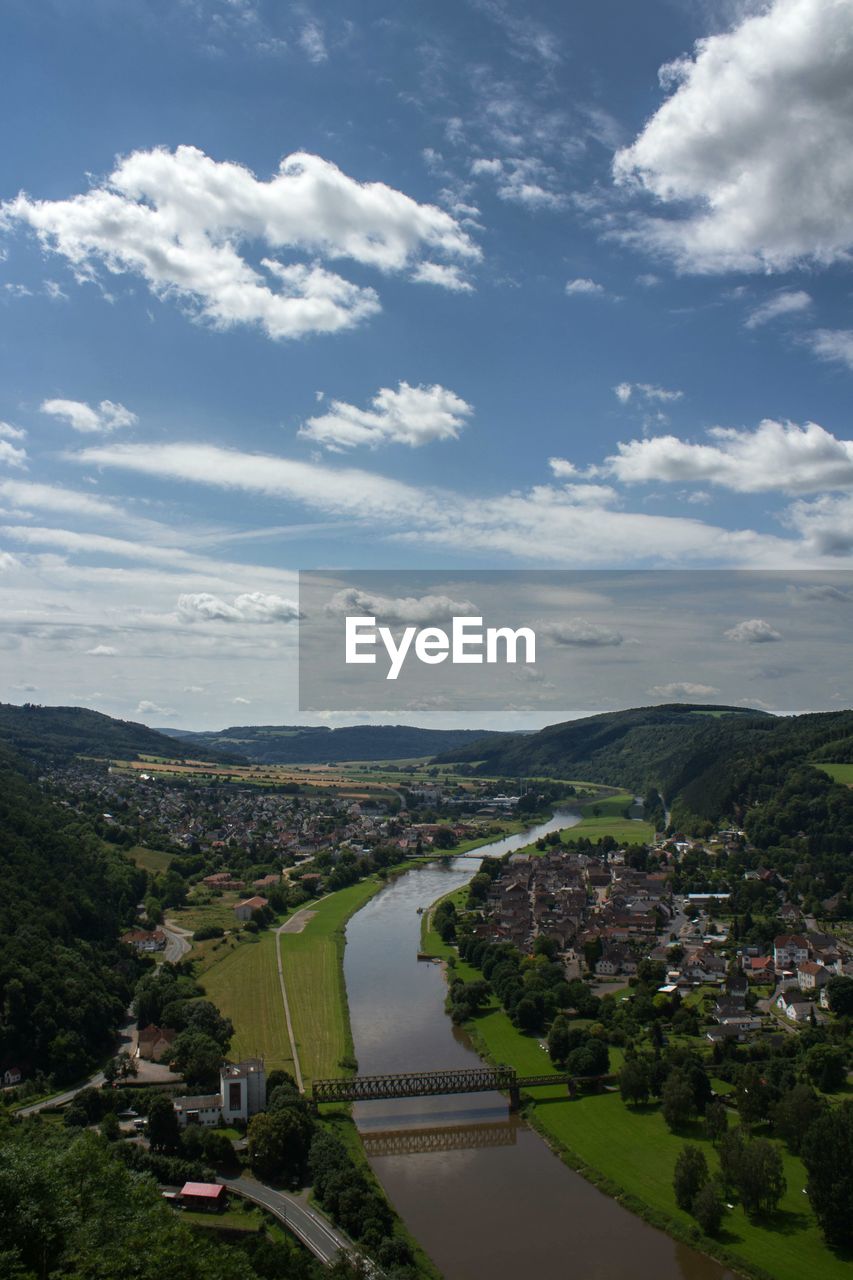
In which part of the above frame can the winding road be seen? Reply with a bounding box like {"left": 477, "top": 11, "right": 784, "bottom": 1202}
{"left": 218, "top": 1172, "right": 352, "bottom": 1265}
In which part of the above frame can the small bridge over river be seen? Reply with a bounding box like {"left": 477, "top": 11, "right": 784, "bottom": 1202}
{"left": 312, "top": 1065, "right": 576, "bottom": 1111}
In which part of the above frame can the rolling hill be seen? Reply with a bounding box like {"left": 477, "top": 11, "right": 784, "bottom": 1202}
{"left": 158, "top": 721, "right": 510, "bottom": 764}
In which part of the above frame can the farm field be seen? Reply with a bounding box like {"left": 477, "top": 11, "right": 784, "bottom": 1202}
{"left": 125, "top": 844, "right": 173, "bottom": 874}
{"left": 560, "top": 791, "right": 656, "bottom": 845}
{"left": 815, "top": 761, "right": 853, "bottom": 785}
{"left": 199, "top": 929, "right": 296, "bottom": 1074}
{"left": 279, "top": 878, "right": 387, "bottom": 1085}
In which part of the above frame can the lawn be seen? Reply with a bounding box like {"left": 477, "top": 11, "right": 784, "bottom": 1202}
{"left": 172, "top": 890, "right": 244, "bottom": 935}
{"left": 279, "top": 878, "right": 386, "bottom": 1085}
{"left": 560, "top": 791, "right": 656, "bottom": 845}
{"left": 815, "top": 762, "right": 853, "bottom": 786}
{"left": 436, "top": 955, "right": 848, "bottom": 1280}
{"left": 125, "top": 844, "right": 173, "bottom": 874}
{"left": 200, "top": 930, "right": 297, "bottom": 1074}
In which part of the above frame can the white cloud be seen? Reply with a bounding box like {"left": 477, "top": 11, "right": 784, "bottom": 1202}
{"left": 4, "top": 146, "right": 479, "bottom": 340}
{"left": 232, "top": 695, "right": 251, "bottom": 704}
{"left": 411, "top": 261, "right": 474, "bottom": 292}
{"left": 784, "top": 492, "right": 853, "bottom": 555}
{"left": 299, "top": 381, "right": 473, "bottom": 451}
{"left": 70, "top": 438, "right": 800, "bottom": 567}
{"left": 470, "top": 156, "right": 565, "bottom": 209}
{"left": 724, "top": 618, "right": 783, "bottom": 643}
{"left": 0, "top": 422, "right": 26, "bottom": 441}
{"left": 325, "top": 588, "right": 476, "bottom": 624}
{"left": 614, "top": 382, "right": 683, "bottom": 405}
{"left": 544, "top": 619, "right": 624, "bottom": 647}
{"left": 0, "top": 440, "right": 27, "bottom": 469}
{"left": 184, "top": 685, "right": 205, "bottom": 693}
{"left": 745, "top": 289, "right": 812, "bottom": 329}
{"left": 613, "top": 0, "right": 853, "bottom": 272}
{"left": 298, "top": 19, "right": 327, "bottom": 63}
{"left": 548, "top": 457, "right": 579, "bottom": 478}
{"left": 86, "top": 644, "right": 118, "bottom": 656}
{"left": 808, "top": 329, "right": 853, "bottom": 370}
{"left": 649, "top": 682, "right": 719, "bottom": 699}
{"left": 606, "top": 419, "right": 853, "bottom": 494}
{"left": 178, "top": 591, "right": 301, "bottom": 623}
{"left": 41, "top": 397, "right": 137, "bottom": 433}
{"left": 565, "top": 278, "right": 604, "bottom": 296}
{"left": 136, "top": 700, "right": 175, "bottom": 718}
{"left": 0, "top": 550, "right": 20, "bottom": 570}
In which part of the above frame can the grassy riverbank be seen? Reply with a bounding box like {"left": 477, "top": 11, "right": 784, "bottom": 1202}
{"left": 279, "top": 877, "right": 387, "bottom": 1084}
{"left": 423, "top": 927, "right": 849, "bottom": 1280}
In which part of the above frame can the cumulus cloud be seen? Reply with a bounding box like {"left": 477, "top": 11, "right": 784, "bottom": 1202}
{"left": 0, "top": 422, "right": 26, "bottom": 441}
{"left": 543, "top": 619, "right": 624, "bottom": 647}
{"left": 86, "top": 644, "right": 118, "bottom": 655}
{"left": 41, "top": 397, "right": 137, "bottom": 433}
{"left": 565, "top": 277, "right": 604, "bottom": 296}
{"left": 299, "top": 381, "right": 473, "bottom": 451}
{"left": 178, "top": 591, "right": 301, "bottom": 623}
{"left": 0, "top": 440, "right": 27, "bottom": 469}
{"left": 410, "top": 261, "right": 474, "bottom": 291}
{"left": 724, "top": 618, "right": 783, "bottom": 643}
{"left": 745, "top": 289, "right": 812, "bottom": 329}
{"left": 649, "top": 682, "right": 719, "bottom": 699}
{"left": 605, "top": 419, "right": 853, "bottom": 494}
{"left": 4, "top": 146, "right": 480, "bottom": 341}
{"left": 325, "top": 587, "right": 476, "bottom": 623}
{"left": 784, "top": 492, "right": 853, "bottom": 555}
{"left": 136, "top": 700, "right": 175, "bottom": 718}
{"left": 614, "top": 0, "right": 853, "bottom": 273}
{"left": 0, "top": 550, "right": 20, "bottom": 570}
{"left": 808, "top": 329, "right": 853, "bottom": 370}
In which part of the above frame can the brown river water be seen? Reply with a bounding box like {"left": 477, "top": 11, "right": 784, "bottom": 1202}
{"left": 344, "top": 813, "right": 734, "bottom": 1280}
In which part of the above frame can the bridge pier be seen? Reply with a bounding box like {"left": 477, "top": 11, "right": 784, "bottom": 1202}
{"left": 509, "top": 1085, "right": 520, "bottom": 1111}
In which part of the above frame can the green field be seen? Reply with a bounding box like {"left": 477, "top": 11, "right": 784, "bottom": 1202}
{"left": 559, "top": 791, "right": 656, "bottom": 845}
{"left": 126, "top": 844, "right": 174, "bottom": 873}
{"left": 200, "top": 931, "right": 296, "bottom": 1073}
{"left": 427, "top": 926, "right": 848, "bottom": 1280}
{"left": 816, "top": 762, "right": 853, "bottom": 785}
{"left": 279, "top": 879, "right": 386, "bottom": 1085}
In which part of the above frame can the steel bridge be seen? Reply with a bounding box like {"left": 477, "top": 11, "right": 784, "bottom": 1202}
{"left": 311, "top": 1066, "right": 576, "bottom": 1110}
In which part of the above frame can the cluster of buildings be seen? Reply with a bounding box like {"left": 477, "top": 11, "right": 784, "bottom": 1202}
{"left": 172, "top": 1058, "right": 267, "bottom": 1128}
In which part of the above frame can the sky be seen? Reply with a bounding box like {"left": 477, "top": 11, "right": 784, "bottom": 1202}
{"left": 1, "top": 0, "right": 852, "bottom": 729}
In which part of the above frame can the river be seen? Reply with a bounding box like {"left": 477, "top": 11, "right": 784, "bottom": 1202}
{"left": 344, "top": 811, "right": 733, "bottom": 1280}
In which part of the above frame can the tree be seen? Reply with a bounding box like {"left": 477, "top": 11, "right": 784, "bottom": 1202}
{"left": 825, "top": 975, "right": 853, "bottom": 1016}
{"left": 547, "top": 1016, "right": 571, "bottom": 1065}
{"left": 147, "top": 1094, "right": 180, "bottom": 1153}
{"left": 169, "top": 1030, "right": 223, "bottom": 1089}
{"left": 99, "top": 1111, "right": 120, "bottom": 1142}
{"left": 801, "top": 1102, "right": 853, "bottom": 1247}
{"left": 717, "top": 1127, "right": 747, "bottom": 1197}
{"left": 662, "top": 1068, "right": 695, "bottom": 1132}
{"left": 736, "top": 1063, "right": 772, "bottom": 1126}
{"left": 805, "top": 1044, "right": 846, "bottom": 1093}
{"left": 673, "top": 1145, "right": 708, "bottom": 1211}
{"left": 619, "top": 1058, "right": 651, "bottom": 1107}
{"left": 583, "top": 937, "right": 602, "bottom": 972}
{"left": 737, "top": 1138, "right": 786, "bottom": 1217}
{"left": 692, "top": 1179, "right": 724, "bottom": 1236}
{"left": 248, "top": 1106, "right": 316, "bottom": 1185}
{"left": 772, "top": 1083, "right": 826, "bottom": 1155}
{"left": 705, "top": 1098, "right": 728, "bottom": 1145}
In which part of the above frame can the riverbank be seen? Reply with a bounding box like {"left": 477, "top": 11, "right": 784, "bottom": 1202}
{"left": 422, "top": 922, "right": 848, "bottom": 1280}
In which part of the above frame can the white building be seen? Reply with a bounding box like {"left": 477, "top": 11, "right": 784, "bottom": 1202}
{"left": 173, "top": 1058, "right": 267, "bottom": 1128}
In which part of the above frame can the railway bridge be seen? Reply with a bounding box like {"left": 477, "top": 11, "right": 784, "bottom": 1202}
{"left": 311, "top": 1065, "right": 577, "bottom": 1111}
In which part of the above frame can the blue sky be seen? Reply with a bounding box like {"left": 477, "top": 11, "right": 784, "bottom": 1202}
{"left": 1, "top": 0, "right": 852, "bottom": 727}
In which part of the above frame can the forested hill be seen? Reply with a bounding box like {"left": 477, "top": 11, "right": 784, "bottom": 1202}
{"left": 0, "top": 702, "right": 243, "bottom": 765}
{"left": 0, "top": 744, "right": 144, "bottom": 1081}
{"left": 437, "top": 703, "right": 853, "bottom": 831}
{"left": 158, "top": 721, "right": 509, "bottom": 764}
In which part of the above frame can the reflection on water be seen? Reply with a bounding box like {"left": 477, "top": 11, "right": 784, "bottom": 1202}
{"left": 344, "top": 812, "right": 735, "bottom": 1280}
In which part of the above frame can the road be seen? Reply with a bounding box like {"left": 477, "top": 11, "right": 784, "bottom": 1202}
{"left": 16, "top": 1009, "right": 138, "bottom": 1116}
{"left": 162, "top": 920, "right": 193, "bottom": 963}
{"left": 219, "top": 1172, "right": 351, "bottom": 1265}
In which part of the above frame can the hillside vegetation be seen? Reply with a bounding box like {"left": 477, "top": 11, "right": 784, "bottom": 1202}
{"left": 438, "top": 704, "right": 853, "bottom": 833}
{"left": 0, "top": 745, "right": 144, "bottom": 1081}
{"left": 0, "top": 701, "right": 242, "bottom": 764}
{"left": 160, "top": 721, "right": 509, "bottom": 764}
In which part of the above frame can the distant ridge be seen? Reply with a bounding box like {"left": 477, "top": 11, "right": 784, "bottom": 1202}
{"left": 0, "top": 702, "right": 244, "bottom": 764}
{"left": 158, "top": 722, "right": 511, "bottom": 765}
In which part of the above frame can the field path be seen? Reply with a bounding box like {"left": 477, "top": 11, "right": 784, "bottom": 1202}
{"left": 276, "top": 900, "right": 329, "bottom": 1092}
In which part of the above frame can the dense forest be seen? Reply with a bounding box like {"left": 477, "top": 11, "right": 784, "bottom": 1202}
{"left": 0, "top": 702, "right": 241, "bottom": 765}
{"left": 160, "top": 721, "right": 509, "bottom": 764}
{"left": 0, "top": 745, "right": 144, "bottom": 1081}
{"left": 438, "top": 704, "right": 853, "bottom": 834}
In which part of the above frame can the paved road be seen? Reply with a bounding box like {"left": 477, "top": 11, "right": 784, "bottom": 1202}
{"left": 163, "top": 920, "right": 193, "bottom": 963}
{"left": 219, "top": 1172, "right": 351, "bottom": 1265}
{"left": 16, "top": 1009, "right": 138, "bottom": 1116}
